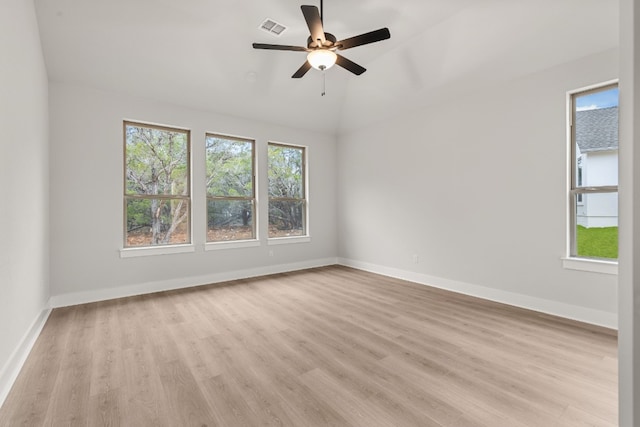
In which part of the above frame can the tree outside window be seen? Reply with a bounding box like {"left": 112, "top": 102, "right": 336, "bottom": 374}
{"left": 124, "top": 121, "right": 190, "bottom": 247}
{"left": 206, "top": 135, "right": 255, "bottom": 242}
{"left": 268, "top": 143, "right": 307, "bottom": 237}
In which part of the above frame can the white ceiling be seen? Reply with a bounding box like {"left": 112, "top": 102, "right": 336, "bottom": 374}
{"left": 34, "top": 0, "right": 618, "bottom": 134}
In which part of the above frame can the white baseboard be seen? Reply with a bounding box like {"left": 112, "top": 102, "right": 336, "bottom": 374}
{"left": 50, "top": 256, "right": 617, "bottom": 328}
{"left": 49, "top": 257, "right": 339, "bottom": 308}
{"left": 338, "top": 258, "right": 618, "bottom": 330}
{"left": 0, "top": 308, "right": 51, "bottom": 409}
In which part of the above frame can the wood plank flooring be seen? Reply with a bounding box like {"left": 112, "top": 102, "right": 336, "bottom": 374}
{"left": 0, "top": 266, "right": 617, "bottom": 426}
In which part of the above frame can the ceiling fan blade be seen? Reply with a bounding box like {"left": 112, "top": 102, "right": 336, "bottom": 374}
{"left": 292, "top": 61, "right": 312, "bottom": 78}
{"left": 335, "top": 54, "right": 366, "bottom": 75}
{"left": 252, "top": 43, "right": 308, "bottom": 52}
{"left": 336, "top": 28, "right": 391, "bottom": 50}
{"left": 301, "top": 5, "right": 326, "bottom": 47}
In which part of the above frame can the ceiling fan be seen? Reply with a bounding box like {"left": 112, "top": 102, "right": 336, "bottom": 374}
{"left": 252, "top": 0, "right": 391, "bottom": 79}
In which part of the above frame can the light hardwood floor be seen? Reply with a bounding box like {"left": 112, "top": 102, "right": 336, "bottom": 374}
{"left": 0, "top": 266, "right": 617, "bottom": 426}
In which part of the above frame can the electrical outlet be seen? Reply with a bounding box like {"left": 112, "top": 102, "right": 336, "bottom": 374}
{"left": 269, "top": 250, "right": 274, "bottom": 257}
{"left": 412, "top": 254, "right": 419, "bottom": 264}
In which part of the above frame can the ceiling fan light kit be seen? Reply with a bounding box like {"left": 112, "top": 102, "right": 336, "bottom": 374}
{"left": 252, "top": 0, "right": 390, "bottom": 81}
{"left": 307, "top": 49, "right": 337, "bottom": 70}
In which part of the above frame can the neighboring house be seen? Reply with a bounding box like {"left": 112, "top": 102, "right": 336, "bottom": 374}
{"left": 575, "top": 106, "right": 618, "bottom": 227}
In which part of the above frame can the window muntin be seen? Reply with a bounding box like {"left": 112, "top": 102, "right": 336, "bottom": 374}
{"left": 124, "top": 121, "right": 191, "bottom": 247}
{"left": 268, "top": 143, "right": 307, "bottom": 238}
{"left": 569, "top": 83, "right": 618, "bottom": 260}
{"left": 206, "top": 134, "right": 256, "bottom": 242}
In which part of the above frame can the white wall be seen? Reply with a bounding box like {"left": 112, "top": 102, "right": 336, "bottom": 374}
{"left": 0, "top": 0, "right": 50, "bottom": 403}
{"left": 48, "top": 83, "right": 337, "bottom": 304}
{"left": 618, "top": 0, "right": 640, "bottom": 422}
{"left": 579, "top": 193, "right": 619, "bottom": 228}
{"left": 579, "top": 150, "right": 618, "bottom": 227}
{"left": 585, "top": 150, "right": 619, "bottom": 187}
{"left": 337, "top": 48, "right": 619, "bottom": 327}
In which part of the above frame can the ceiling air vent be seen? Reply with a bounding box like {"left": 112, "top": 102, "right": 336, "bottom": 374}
{"left": 260, "top": 18, "right": 287, "bottom": 36}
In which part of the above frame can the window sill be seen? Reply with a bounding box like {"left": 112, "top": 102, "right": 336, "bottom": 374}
{"left": 268, "top": 236, "right": 311, "bottom": 245}
{"left": 120, "top": 244, "right": 195, "bottom": 258}
{"left": 561, "top": 257, "right": 618, "bottom": 275}
{"left": 205, "top": 240, "right": 261, "bottom": 251}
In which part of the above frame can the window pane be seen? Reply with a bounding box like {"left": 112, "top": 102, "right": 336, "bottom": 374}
{"left": 268, "top": 145, "right": 303, "bottom": 198}
{"left": 269, "top": 200, "right": 305, "bottom": 237}
{"left": 206, "top": 136, "right": 253, "bottom": 197}
{"left": 207, "top": 199, "right": 254, "bottom": 242}
{"left": 125, "top": 197, "right": 190, "bottom": 247}
{"left": 575, "top": 192, "right": 618, "bottom": 259}
{"left": 125, "top": 124, "right": 189, "bottom": 196}
{"left": 574, "top": 87, "right": 618, "bottom": 187}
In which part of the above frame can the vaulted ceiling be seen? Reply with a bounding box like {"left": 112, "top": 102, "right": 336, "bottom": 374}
{"left": 34, "top": 0, "right": 618, "bottom": 134}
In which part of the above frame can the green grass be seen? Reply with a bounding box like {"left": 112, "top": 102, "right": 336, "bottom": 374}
{"left": 576, "top": 225, "right": 618, "bottom": 259}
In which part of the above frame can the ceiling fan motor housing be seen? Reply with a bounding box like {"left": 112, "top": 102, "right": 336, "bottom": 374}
{"left": 307, "top": 33, "right": 337, "bottom": 49}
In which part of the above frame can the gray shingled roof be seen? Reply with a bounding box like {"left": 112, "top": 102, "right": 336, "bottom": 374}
{"left": 575, "top": 106, "right": 618, "bottom": 152}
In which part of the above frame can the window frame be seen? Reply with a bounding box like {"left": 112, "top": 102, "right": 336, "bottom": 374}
{"left": 122, "top": 120, "right": 192, "bottom": 252}
{"left": 204, "top": 133, "right": 257, "bottom": 245}
{"left": 566, "top": 81, "right": 618, "bottom": 267}
{"left": 267, "top": 141, "right": 309, "bottom": 241}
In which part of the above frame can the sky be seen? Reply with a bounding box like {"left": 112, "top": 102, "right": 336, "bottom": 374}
{"left": 576, "top": 86, "right": 619, "bottom": 111}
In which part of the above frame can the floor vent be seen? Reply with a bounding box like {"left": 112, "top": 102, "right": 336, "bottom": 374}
{"left": 260, "top": 18, "right": 287, "bottom": 36}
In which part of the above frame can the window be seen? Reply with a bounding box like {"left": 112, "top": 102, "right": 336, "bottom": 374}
{"left": 569, "top": 83, "right": 618, "bottom": 260}
{"left": 576, "top": 157, "right": 583, "bottom": 203}
{"left": 124, "top": 121, "right": 190, "bottom": 248}
{"left": 205, "top": 134, "right": 256, "bottom": 242}
{"left": 268, "top": 143, "right": 307, "bottom": 238}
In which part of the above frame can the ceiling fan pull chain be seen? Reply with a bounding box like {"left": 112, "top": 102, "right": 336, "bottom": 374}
{"left": 321, "top": 70, "right": 326, "bottom": 96}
